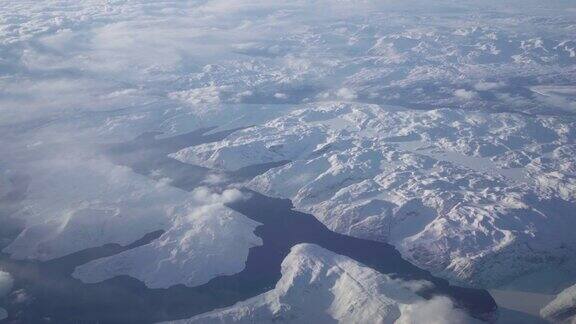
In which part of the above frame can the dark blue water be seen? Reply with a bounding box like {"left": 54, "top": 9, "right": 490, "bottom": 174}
{"left": 0, "top": 127, "right": 496, "bottom": 323}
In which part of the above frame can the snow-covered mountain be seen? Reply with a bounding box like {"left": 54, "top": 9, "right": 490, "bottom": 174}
{"left": 166, "top": 244, "right": 476, "bottom": 324}
{"left": 541, "top": 283, "right": 576, "bottom": 323}
{"left": 1, "top": 0, "right": 575, "bottom": 323}
{"left": 173, "top": 101, "right": 576, "bottom": 288}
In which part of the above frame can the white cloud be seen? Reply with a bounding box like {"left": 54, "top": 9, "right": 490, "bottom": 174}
{"left": 202, "top": 173, "right": 229, "bottom": 185}
{"left": 0, "top": 271, "right": 13, "bottom": 321}
{"left": 190, "top": 186, "right": 245, "bottom": 205}
{"left": 337, "top": 87, "right": 358, "bottom": 100}
{"left": 2, "top": 156, "right": 194, "bottom": 260}
{"left": 454, "top": 89, "right": 478, "bottom": 100}
{"left": 397, "top": 296, "right": 475, "bottom": 324}
{"left": 474, "top": 81, "right": 506, "bottom": 91}
{"left": 169, "top": 86, "right": 226, "bottom": 106}
{"left": 235, "top": 90, "right": 254, "bottom": 102}
{"left": 0, "top": 271, "right": 13, "bottom": 298}
{"left": 398, "top": 279, "right": 435, "bottom": 293}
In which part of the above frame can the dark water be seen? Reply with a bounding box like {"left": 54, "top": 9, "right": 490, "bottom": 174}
{"left": 0, "top": 127, "right": 496, "bottom": 323}
{"left": 0, "top": 174, "right": 29, "bottom": 251}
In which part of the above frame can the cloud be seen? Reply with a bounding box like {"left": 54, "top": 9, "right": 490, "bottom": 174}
{"left": 274, "top": 92, "right": 288, "bottom": 99}
{"left": 390, "top": 278, "right": 476, "bottom": 323}
{"left": 190, "top": 186, "right": 245, "bottom": 205}
{"left": 0, "top": 271, "right": 13, "bottom": 321}
{"left": 397, "top": 296, "right": 475, "bottom": 324}
{"left": 398, "top": 279, "right": 435, "bottom": 293}
{"left": 1, "top": 156, "right": 197, "bottom": 260}
{"left": 11, "top": 289, "right": 29, "bottom": 304}
{"left": 0, "top": 0, "right": 382, "bottom": 128}
{"left": 474, "top": 81, "right": 506, "bottom": 91}
{"left": 454, "top": 89, "right": 478, "bottom": 100}
{"left": 337, "top": 88, "right": 358, "bottom": 100}
{"left": 169, "top": 86, "right": 226, "bottom": 106}
{"left": 202, "top": 173, "right": 229, "bottom": 185}
{"left": 0, "top": 271, "right": 13, "bottom": 298}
